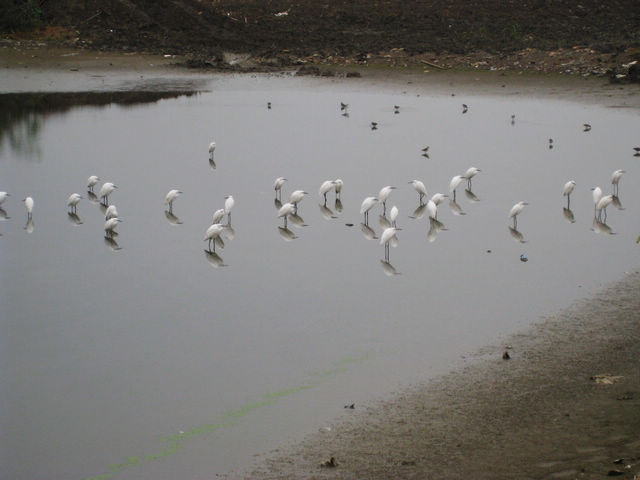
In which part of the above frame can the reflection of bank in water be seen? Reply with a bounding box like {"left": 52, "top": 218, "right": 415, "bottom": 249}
{"left": 0, "top": 90, "right": 197, "bottom": 158}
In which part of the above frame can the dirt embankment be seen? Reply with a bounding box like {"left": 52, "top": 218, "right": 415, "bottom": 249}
{"left": 3, "top": 0, "right": 640, "bottom": 78}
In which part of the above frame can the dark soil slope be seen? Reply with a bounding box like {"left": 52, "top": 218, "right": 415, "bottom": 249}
{"left": 10, "top": 0, "right": 640, "bottom": 59}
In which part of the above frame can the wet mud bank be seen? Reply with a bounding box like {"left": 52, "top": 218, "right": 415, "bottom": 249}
{"left": 249, "top": 271, "right": 640, "bottom": 479}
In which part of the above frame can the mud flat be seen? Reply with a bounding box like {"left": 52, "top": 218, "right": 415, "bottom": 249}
{"left": 249, "top": 271, "right": 640, "bottom": 480}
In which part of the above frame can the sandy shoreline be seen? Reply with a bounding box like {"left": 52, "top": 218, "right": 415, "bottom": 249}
{"left": 3, "top": 47, "right": 640, "bottom": 479}
{"left": 248, "top": 271, "right": 640, "bottom": 480}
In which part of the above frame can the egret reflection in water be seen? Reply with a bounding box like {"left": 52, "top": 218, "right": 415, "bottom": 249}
{"left": 592, "top": 217, "right": 615, "bottom": 235}
{"left": 318, "top": 203, "right": 337, "bottom": 220}
{"left": 464, "top": 188, "right": 480, "bottom": 203}
{"left": 287, "top": 213, "right": 306, "bottom": 229}
{"left": 277, "top": 226, "right": 297, "bottom": 241}
{"left": 164, "top": 210, "right": 183, "bottom": 225}
{"left": 0, "top": 207, "right": 10, "bottom": 220}
{"left": 448, "top": 199, "right": 466, "bottom": 216}
{"left": 409, "top": 203, "right": 427, "bottom": 220}
{"left": 204, "top": 249, "right": 226, "bottom": 267}
{"left": 24, "top": 217, "right": 34, "bottom": 233}
{"left": 380, "top": 259, "right": 400, "bottom": 276}
{"left": 360, "top": 222, "right": 377, "bottom": 241}
{"left": 508, "top": 226, "right": 526, "bottom": 243}
{"left": 104, "top": 235, "right": 122, "bottom": 251}
{"left": 334, "top": 198, "right": 343, "bottom": 214}
{"left": 562, "top": 207, "right": 576, "bottom": 224}
{"left": 427, "top": 217, "right": 446, "bottom": 243}
{"left": 86, "top": 191, "right": 99, "bottom": 204}
{"left": 67, "top": 212, "right": 83, "bottom": 226}
{"left": 378, "top": 214, "right": 391, "bottom": 229}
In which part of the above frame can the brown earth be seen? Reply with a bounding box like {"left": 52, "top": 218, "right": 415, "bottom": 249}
{"left": 3, "top": 0, "right": 640, "bottom": 77}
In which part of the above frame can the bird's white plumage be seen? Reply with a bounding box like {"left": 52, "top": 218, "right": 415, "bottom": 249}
{"left": 319, "top": 180, "right": 335, "bottom": 197}
{"left": 209, "top": 142, "right": 216, "bottom": 153}
{"left": 465, "top": 167, "right": 481, "bottom": 180}
{"left": 409, "top": 180, "right": 427, "bottom": 197}
{"left": 334, "top": 179, "right": 343, "bottom": 194}
{"left": 164, "top": 189, "right": 182, "bottom": 205}
{"left": 379, "top": 227, "right": 399, "bottom": 246}
{"left": 87, "top": 176, "right": 100, "bottom": 189}
{"left": 289, "top": 190, "right": 307, "bottom": 204}
{"left": 378, "top": 185, "right": 396, "bottom": 203}
{"left": 430, "top": 193, "right": 447, "bottom": 205}
{"left": 23, "top": 196, "right": 34, "bottom": 213}
{"left": 274, "top": 177, "right": 287, "bottom": 190}
{"left": 592, "top": 186, "right": 603, "bottom": 206}
{"left": 105, "top": 205, "right": 118, "bottom": 220}
{"left": 597, "top": 194, "right": 614, "bottom": 212}
{"left": 104, "top": 217, "right": 121, "bottom": 234}
{"left": 277, "top": 202, "right": 295, "bottom": 218}
{"left": 611, "top": 169, "right": 625, "bottom": 185}
{"left": 204, "top": 223, "right": 224, "bottom": 241}
{"left": 389, "top": 205, "right": 399, "bottom": 223}
{"left": 509, "top": 201, "right": 528, "bottom": 218}
{"left": 449, "top": 175, "right": 466, "bottom": 192}
{"left": 426, "top": 199, "right": 437, "bottom": 219}
{"left": 212, "top": 208, "right": 225, "bottom": 224}
{"left": 360, "top": 196, "right": 379, "bottom": 214}
{"left": 67, "top": 193, "right": 82, "bottom": 207}
{"left": 562, "top": 180, "right": 576, "bottom": 196}
{"left": 99, "top": 182, "right": 117, "bottom": 199}
{"left": 0, "top": 192, "right": 9, "bottom": 205}
{"left": 224, "top": 195, "right": 235, "bottom": 214}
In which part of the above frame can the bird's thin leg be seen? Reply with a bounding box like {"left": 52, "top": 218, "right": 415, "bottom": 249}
{"left": 453, "top": 190, "right": 457, "bottom": 202}
{"left": 419, "top": 193, "right": 424, "bottom": 205}
{"left": 227, "top": 213, "right": 231, "bottom": 227}
{"left": 513, "top": 216, "right": 517, "bottom": 229}
{"left": 284, "top": 216, "right": 288, "bottom": 228}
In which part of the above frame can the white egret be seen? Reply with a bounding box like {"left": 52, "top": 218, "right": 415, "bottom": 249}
{"left": 104, "top": 217, "right": 122, "bottom": 237}
{"left": 66, "top": 193, "right": 82, "bottom": 213}
{"left": 224, "top": 195, "right": 234, "bottom": 225}
{"left": 430, "top": 193, "right": 448, "bottom": 205}
{"left": 389, "top": 205, "right": 399, "bottom": 227}
{"left": 334, "top": 178, "right": 343, "bottom": 197}
{"left": 596, "top": 194, "right": 614, "bottom": 221}
{"left": 360, "top": 196, "right": 379, "bottom": 224}
{"left": 204, "top": 223, "right": 224, "bottom": 252}
{"left": 98, "top": 182, "right": 117, "bottom": 205}
{"left": 212, "top": 208, "right": 225, "bottom": 224}
{"left": 465, "top": 167, "right": 481, "bottom": 188}
{"left": 274, "top": 177, "right": 287, "bottom": 198}
{"left": 377, "top": 185, "right": 396, "bottom": 213}
{"left": 0, "top": 191, "right": 9, "bottom": 205}
{"left": 508, "top": 201, "right": 528, "bottom": 228}
{"left": 611, "top": 169, "right": 626, "bottom": 195}
{"left": 23, "top": 196, "right": 34, "bottom": 218}
{"left": 105, "top": 205, "right": 118, "bottom": 220}
{"left": 449, "top": 175, "right": 466, "bottom": 201}
{"left": 562, "top": 180, "right": 576, "bottom": 208}
{"left": 591, "top": 186, "right": 603, "bottom": 214}
{"left": 164, "top": 189, "right": 182, "bottom": 213}
{"left": 289, "top": 190, "right": 308, "bottom": 213}
{"left": 277, "top": 202, "right": 295, "bottom": 228}
{"left": 426, "top": 199, "right": 438, "bottom": 220}
{"left": 380, "top": 226, "right": 400, "bottom": 261}
{"left": 87, "top": 175, "right": 100, "bottom": 191}
{"left": 319, "top": 180, "right": 336, "bottom": 203}
{"left": 408, "top": 179, "right": 427, "bottom": 204}
{"left": 208, "top": 142, "right": 216, "bottom": 158}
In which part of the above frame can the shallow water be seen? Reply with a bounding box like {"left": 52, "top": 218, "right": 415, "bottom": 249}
{"left": 1, "top": 72, "right": 639, "bottom": 480}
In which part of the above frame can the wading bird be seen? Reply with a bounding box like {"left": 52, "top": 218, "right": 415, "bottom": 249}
{"left": 23, "top": 196, "right": 34, "bottom": 218}
{"left": 87, "top": 176, "right": 100, "bottom": 192}
{"left": 360, "top": 196, "right": 379, "bottom": 224}
{"left": 164, "top": 189, "right": 182, "bottom": 213}
{"left": 67, "top": 193, "right": 82, "bottom": 213}
{"left": 408, "top": 180, "right": 427, "bottom": 204}
{"left": 98, "top": 182, "right": 117, "bottom": 205}
{"left": 509, "top": 201, "right": 528, "bottom": 228}
{"left": 562, "top": 180, "right": 576, "bottom": 209}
